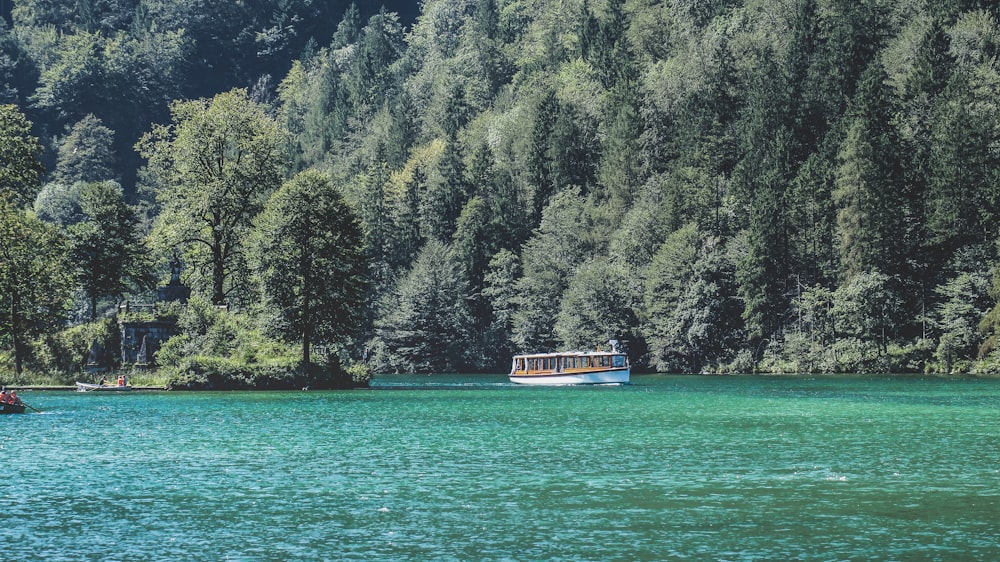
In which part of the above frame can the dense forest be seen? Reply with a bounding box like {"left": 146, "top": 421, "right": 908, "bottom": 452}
{"left": 4, "top": 0, "right": 1000, "bottom": 382}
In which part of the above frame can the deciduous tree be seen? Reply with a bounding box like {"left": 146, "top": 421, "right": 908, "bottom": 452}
{"left": 138, "top": 89, "right": 287, "bottom": 306}
{"left": 555, "top": 257, "right": 637, "bottom": 352}
{"left": 512, "top": 188, "right": 603, "bottom": 351}
{"left": 67, "top": 181, "right": 154, "bottom": 321}
{"left": 252, "top": 170, "right": 368, "bottom": 365}
{"left": 0, "top": 199, "right": 73, "bottom": 374}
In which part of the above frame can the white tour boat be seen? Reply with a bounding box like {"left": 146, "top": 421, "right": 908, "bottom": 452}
{"left": 509, "top": 344, "right": 630, "bottom": 385}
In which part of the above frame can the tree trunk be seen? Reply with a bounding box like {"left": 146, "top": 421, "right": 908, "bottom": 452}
{"left": 301, "top": 242, "right": 311, "bottom": 366}
{"left": 11, "top": 290, "right": 22, "bottom": 375}
{"left": 302, "top": 280, "right": 311, "bottom": 365}
{"left": 212, "top": 241, "right": 225, "bottom": 305}
{"left": 302, "top": 329, "right": 311, "bottom": 366}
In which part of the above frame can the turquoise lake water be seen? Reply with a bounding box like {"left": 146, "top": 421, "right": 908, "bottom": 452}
{"left": 3, "top": 374, "right": 1000, "bottom": 561}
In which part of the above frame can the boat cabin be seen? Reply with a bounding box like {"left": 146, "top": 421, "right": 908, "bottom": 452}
{"left": 512, "top": 352, "right": 628, "bottom": 374}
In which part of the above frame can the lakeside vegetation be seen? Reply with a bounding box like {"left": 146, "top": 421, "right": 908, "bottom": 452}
{"left": 4, "top": 0, "right": 1000, "bottom": 386}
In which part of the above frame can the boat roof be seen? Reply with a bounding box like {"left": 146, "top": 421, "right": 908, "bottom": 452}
{"left": 513, "top": 350, "right": 624, "bottom": 358}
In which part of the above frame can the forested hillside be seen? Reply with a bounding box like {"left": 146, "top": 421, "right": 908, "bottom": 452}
{"left": 4, "top": 0, "right": 1000, "bottom": 377}
{"left": 0, "top": 0, "right": 419, "bottom": 189}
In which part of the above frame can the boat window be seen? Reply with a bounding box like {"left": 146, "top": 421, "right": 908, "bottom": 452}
{"left": 516, "top": 358, "right": 525, "bottom": 370}
{"left": 612, "top": 355, "right": 626, "bottom": 367}
{"left": 600, "top": 356, "right": 610, "bottom": 367}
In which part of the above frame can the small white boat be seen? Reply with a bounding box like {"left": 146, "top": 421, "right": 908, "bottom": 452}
{"left": 76, "top": 381, "right": 133, "bottom": 392}
{"left": 509, "top": 346, "right": 630, "bottom": 385}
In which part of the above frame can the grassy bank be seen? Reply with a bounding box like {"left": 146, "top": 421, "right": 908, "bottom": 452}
{"left": 1, "top": 369, "right": 174, "bottom": 388}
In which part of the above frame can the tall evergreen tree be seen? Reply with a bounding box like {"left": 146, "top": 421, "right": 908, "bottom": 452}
{"left": 732, "top": 54, "right": 795, "bottom": 347}
{"left": 926, "top": 69, "right": 1000, "bottom": 257}
{"left": 482, "top": 248, "right": 520, "bottom": 370}
{"left": 0, "top": 104, "right": 45, "bottom": 208}
{"left": 53, "top": 114, "right": 116, "bottom": 184}
{"left": 422, "top": 133, "right": 467, "bottom": 241}
{"left": 348, "top": 8, "right": 404, "bottom": 115}
{"left": 346, "top": 155, "right": 394, "bottom": 293}
{"left": 834, "top": 64, "right": 911, "bottom": 279}
{"left": 526, "top": 89, "right": 559, "bottom": 220}
{"left": 376, "top": 239, "right": 474, "bottom": 372}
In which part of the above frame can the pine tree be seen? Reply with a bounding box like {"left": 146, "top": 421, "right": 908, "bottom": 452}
{"left": 0, "top": 104, "right": 45, "bottom": 208}
{"left": 53, "top": 114, "right": 117, "bottom": 184}
{"left": 376, "top": 239, "right": 474, "bottom": 372}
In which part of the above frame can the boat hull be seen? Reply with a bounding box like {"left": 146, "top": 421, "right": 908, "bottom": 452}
{"left": 509, "top": 368, "right": 630, "bottom": 385}
{"left": 0, "top": 403, "right": 26, "bottom": 414}
{"left": 76, "top": 382, "right": 133, "bottom": 392}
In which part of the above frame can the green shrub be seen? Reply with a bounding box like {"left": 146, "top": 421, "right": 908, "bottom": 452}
{"left": 163, "top": 354, "right": 364, "bottom": 390}
{"left": 151, "top": 296, "right": 370, "bottom": 390}
{"left": 28, "top": 318, "right": 120, "bottom": 377}
{"left": 345, "top": 361, "right": 373, "bottom": 386}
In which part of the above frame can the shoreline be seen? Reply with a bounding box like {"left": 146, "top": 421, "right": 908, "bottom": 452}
{"left": 6, "top": 372, "right": 998, "bottom": 392}
{"left": 7, "top": 385, "right": 167, "bottom": 391}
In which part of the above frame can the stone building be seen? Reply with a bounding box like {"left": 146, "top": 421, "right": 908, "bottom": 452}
{"left": 119, "top": 253, "right": 191, "bottom": 367}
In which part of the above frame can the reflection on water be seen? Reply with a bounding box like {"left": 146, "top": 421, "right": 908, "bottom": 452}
{"left": 3, "top": 375, "right": 1000, "bottom": 560}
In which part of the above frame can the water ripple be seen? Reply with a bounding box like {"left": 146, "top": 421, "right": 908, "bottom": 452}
{"left": 3, "top": 376, "right": 1000, "bottom": 560}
